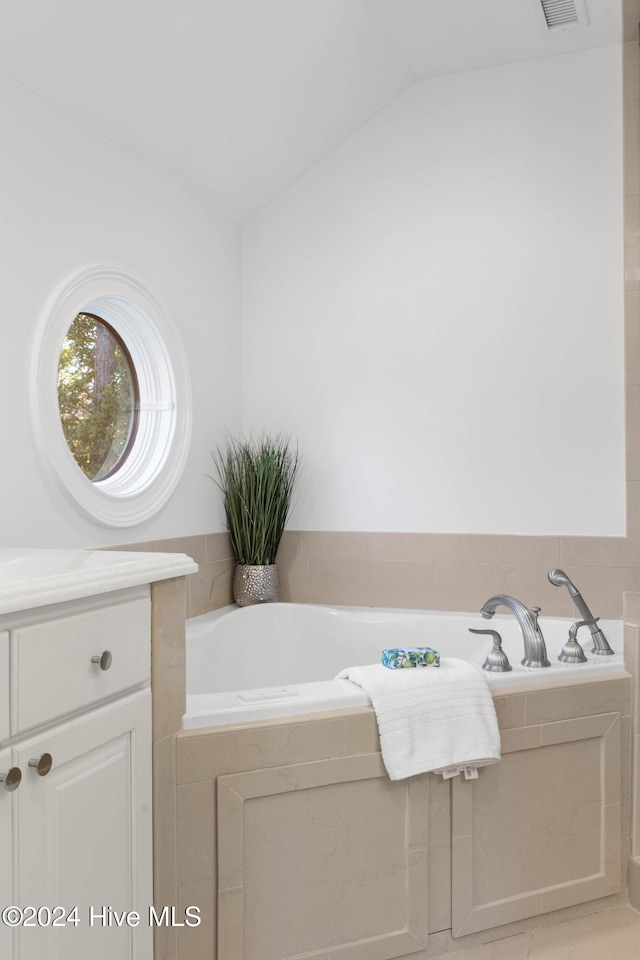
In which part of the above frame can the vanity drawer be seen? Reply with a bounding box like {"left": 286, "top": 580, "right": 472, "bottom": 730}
{"left": 14, "top": 597, "right": 150, "bottom": 732}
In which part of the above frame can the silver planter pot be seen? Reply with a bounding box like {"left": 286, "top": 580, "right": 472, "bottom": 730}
{"left": 233, "top": 564, "right": 280, "bottom": 607}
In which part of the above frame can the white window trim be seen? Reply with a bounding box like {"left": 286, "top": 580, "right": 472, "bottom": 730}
{"left": 31, "top": 266, "right": 192, "bottom": 527}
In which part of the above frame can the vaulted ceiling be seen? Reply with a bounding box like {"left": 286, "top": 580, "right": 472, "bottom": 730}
{"left": 0, "top": 0, "right": 621, "bottom": 221}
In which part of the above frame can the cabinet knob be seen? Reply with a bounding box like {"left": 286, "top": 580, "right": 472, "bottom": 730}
{"left": 28, "top": 753, "right": 53, "bottom": 777}
{"left": 0, "top": 767, "right": 21, "bottom": 792}
{"left": 91, "top": 650, "right": 112, "bottom": 671}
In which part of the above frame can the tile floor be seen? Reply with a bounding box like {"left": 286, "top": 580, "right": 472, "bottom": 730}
{"left": 448, "top": 907, "right": 640, "bottom": 959}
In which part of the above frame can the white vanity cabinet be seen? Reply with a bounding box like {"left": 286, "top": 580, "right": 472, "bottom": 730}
{"left": 0, "top": 632, "right": 9, "bottom": 741}
{"left": 0, "top": 629, "right": 11, "bottom": 959}
{"left": 0, "top": 745, "right": 13, "bottom": 958}
{"left": 0, "top": 586, "right": 154, "bottom": 960}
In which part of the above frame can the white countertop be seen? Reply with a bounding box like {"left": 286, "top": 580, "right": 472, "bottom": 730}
{"left": 0, "top": 548, "right": 199, "bottom": 615}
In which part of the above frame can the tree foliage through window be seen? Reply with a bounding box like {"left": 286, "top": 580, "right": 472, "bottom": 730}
{"left": 57, "top": 313, "right": 137, "bottom": 481}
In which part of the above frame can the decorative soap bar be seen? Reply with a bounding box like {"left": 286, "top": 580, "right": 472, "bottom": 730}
{"left": 381, "top": 647, "right": 440, "bottom": 669}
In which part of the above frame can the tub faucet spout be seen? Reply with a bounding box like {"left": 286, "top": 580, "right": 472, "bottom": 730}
{"left": 480, "top": 594, "right": 550, "bottom": 668}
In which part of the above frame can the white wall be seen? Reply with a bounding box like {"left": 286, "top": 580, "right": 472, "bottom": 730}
{"left": 0, "top": 73, "right": 242, "bottom": 548}
{"left": 243, "top": 46, "right": 625, "bottom": 537}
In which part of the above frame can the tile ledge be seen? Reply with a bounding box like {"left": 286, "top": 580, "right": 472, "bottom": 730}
{"left": 492, "top": 671, "right": 631, "bottom": 698}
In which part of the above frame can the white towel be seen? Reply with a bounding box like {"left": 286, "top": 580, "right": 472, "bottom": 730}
{"left": 336, "top": 658, "right": 501, "bottom": 781}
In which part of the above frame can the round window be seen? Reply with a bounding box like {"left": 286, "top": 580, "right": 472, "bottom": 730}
{"left": 57, "top": 313, "right": 139, "bottom": 482}
{"left": 32, "top": 267, "right": 192, "bottom": 527}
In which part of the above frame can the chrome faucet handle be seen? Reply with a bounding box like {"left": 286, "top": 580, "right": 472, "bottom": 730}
{"left": 565, "top": 614, "right": 613, "bottom": 657}
{"left": 469, "top": 628, "right": 512, "bottom": 673}
{"left": 469, "top": 627, "right": 502, "bottom": 641}
{"left": 559, "top": 618, "right": 598, "bottom": 664}
{"left": 568, "top": 617, "right": 599, "bottom": 640}
{"left": 531, "top": 606, "right": 541, "bottom": 627}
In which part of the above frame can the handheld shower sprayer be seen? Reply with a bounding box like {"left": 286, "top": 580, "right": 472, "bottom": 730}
{"left": 547, "top": 569, "right": 613, "bottom": 655}
{"left": 547, "top": 568, "right": 579, "bottom": 595}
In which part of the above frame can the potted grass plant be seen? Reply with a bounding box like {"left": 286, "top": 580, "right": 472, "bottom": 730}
{"left": 211, "top": 434, "right": 300, "bottom": 606}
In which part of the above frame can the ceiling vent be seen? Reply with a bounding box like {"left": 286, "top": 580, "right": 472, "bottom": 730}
{"left": 533, "top": 0, "right": 589, "bottom": 33}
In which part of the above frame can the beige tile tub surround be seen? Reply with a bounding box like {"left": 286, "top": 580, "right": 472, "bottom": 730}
{"left": 150, "top": 577, "right": 188, "bottom": 960}
{"left": 110, "top": 527, "right": 640, "bottom": 620}
{"left": 174, "top": 675, "right": 630, "bottom": 960}
{"left": 107, "top": 533, "right": 236, "bottom": 617}
{"left": 623, "top": 8, "right": 640, "bottom": 911}
{"left": 624, "top": 0, "right": 640, "bottom": 44}
{"left": 623, "top": 593, "right": 640, "bottom": 910}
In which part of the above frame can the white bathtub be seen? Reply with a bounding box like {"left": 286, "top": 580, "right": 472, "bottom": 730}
{"left": 183, "top": 602, "right": 625, "bottom": 728}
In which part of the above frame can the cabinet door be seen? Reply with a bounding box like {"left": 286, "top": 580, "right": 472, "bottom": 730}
{"left": 217, "top": 756, "right": 430, "bottom": 959}
{"left": 0, "top": 746, "right": 14, "bottom": 959}
{"left": 451, "top": 711, "right": 621, "bottom": 937}
{"left": 14, "top": 690, "right": 152, "bottom": 960}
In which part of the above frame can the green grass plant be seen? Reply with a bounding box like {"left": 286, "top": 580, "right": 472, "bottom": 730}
{"left": 211, "top": 434, "right": 300, "bottom": 565}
